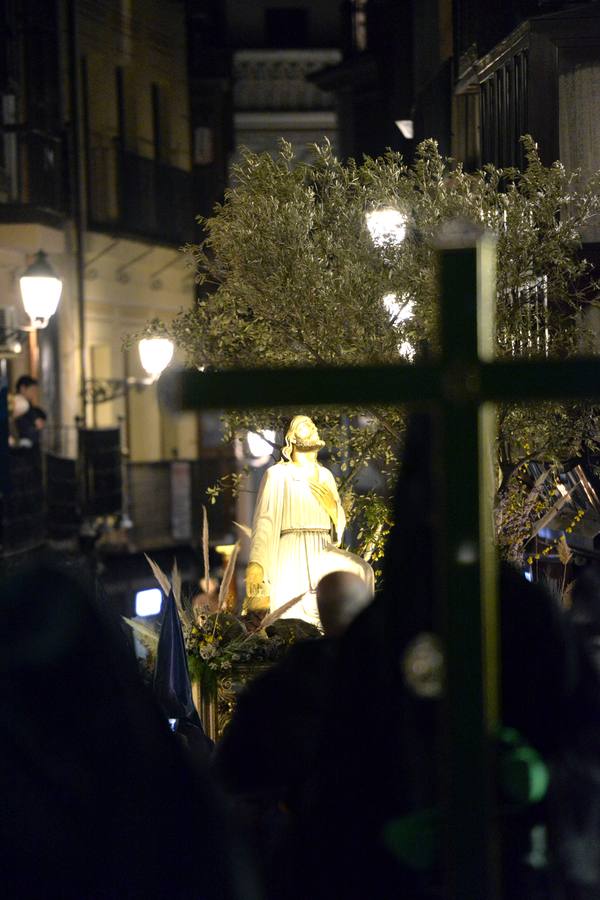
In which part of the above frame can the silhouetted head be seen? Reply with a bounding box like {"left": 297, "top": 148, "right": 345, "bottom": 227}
{"left": 0, "top": 558, "right": 241, "bottom": 898}
{"left": 317, "top": 571, "right": 373, "bottom": 637}
{"left": 15, "top": 374, "right": 38, "bottom": 404}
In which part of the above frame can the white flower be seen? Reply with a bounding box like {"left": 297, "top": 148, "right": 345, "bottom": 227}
{"left": 199, "top": 643, "right": 217, "bottom": 660}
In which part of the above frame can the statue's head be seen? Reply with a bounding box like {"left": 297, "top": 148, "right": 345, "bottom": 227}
{"left": 281, "top": 415, "right": 325, "bottom": 461}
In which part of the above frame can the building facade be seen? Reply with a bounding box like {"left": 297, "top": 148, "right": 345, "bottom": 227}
{"left": 187, "top": 0, "right": 342, "bottom": 189}
{"left": 0, "top": 0, "right": 199, "bottom": 464}
{"left": 312, "top": 0, "right": 413, "bottom": 161}
{"left": 311, "top": 0, "right": 600, "bottom": 182}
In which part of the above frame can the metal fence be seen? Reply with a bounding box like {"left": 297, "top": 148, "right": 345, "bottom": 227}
{"left": 0, "top": 447, "right": 45, "bottom": 556}
{"left": 0, "top": 128, "right": 65, "bottom": 213}
{"left": 88, "top": 140, "right": 195, "bottom": 246}
{"left": 1, "top": 448, "right": 233, "bottom": 557}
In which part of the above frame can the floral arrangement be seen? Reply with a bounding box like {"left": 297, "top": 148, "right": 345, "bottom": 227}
{"left": 185, "top": 612, "right": 320, "bottom": 695}
{"left": 126, "top": 512, "right": 321, "bottom": 699}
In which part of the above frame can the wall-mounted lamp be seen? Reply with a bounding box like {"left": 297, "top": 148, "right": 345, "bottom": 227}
{"left": 395, "top": 119, "right": 414, "bottom": 140}
{"left": 19, "top": 251, "right": 63, "bottom": 330}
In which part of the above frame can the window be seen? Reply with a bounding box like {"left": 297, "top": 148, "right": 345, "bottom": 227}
{"left": 265, "top": 8, "right": 309, "bottom": 48}
{"left": 0, "top": 93, "right": 16, "bottom": 196}
{"left": 352, "top": 0, "right": 368, "bottom": 53}
{"left": 193, "top": 126, "right": 214, "bottom": 166}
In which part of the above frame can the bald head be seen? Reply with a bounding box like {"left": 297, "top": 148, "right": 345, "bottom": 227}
{"left": 316, "top": 571, "right": 373, "bottom": 638}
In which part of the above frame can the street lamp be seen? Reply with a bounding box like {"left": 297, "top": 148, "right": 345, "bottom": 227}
{"left": 138, "top": 336, "right": 175, "bottom": 382}
{"left": 84, "top": 336, "right": 175, "bottom": 405}
{"left": 19, "top": 250, "right": 63, "bottom": 380}
{"left": 246, "top": 429, "right": 277, "bottom": 466}
{"left": 382, "top": 293, "right": 414, "bottom": 323}
{"left": 366, "top": 207, "right": 407, "bottom": 247}
{"left": 81, "top": 334, "right": 175, "bottom": 538}
{"left": 19, "top": 251, "right": 63, "bottom": 329}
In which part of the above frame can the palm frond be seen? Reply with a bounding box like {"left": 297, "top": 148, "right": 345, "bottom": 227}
{"left": 202, "top": 505, "right": 210, "bottom": 589}
{"left": 259, "top": 592, "right": 305, "bottom": 630}
{"left": 557, "top": 534, "right": 573, "bottom": 566}
{"left": 171, "top": 558, "right": 182, "bottom": 607}
{"left": 145, "top": 553, "right": 171, "bottom": 596}
{"left": 233, "top": 520, "right": 252, "bottom": 540}
{"left": 123, "top": 616, "right": 160, "bottom": 650}
{"left": 171, "top": 558, "right": 193, "bottom": 627}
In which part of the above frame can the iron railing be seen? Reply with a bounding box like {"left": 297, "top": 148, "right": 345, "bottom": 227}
{"left": 88, "top": 140, "right": 194, "bottom": 246}
{"left": 0, "top": 127, "right": 65, "bottom": 214}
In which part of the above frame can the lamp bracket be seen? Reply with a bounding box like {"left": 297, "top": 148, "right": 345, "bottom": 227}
{"left": 83, "top": 376, "right": 155, "bottom": 404}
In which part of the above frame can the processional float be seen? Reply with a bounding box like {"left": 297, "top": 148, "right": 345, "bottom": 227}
{"left": 160, "top": 227, "right": 600, "bottom": 899}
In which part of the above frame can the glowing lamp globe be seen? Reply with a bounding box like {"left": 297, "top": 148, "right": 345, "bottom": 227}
{"left": 247, "top": 429, "right": 276, "bottom": 459}
{"left": 138, "top": 337, "right": 174, "bottom": 380}
{"left": 366, "top": 208, "right": 407, "bottom": 247}
{"left": 19, "top": 251, "right": 63, "bottom": 327}
{"left": 382, "top": 293, "right": 414, "bottom": 323}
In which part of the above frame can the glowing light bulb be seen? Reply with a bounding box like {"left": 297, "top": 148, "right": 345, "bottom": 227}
{"left": 247, "top": 430, "right": 276, "bottom": 458}
{"left": 382, "top": 293, "right": 414, "bottom": 323}
{"left": 366, "top": 208, "right": 407, "bottom": 247}
{"left": 398, "top": 341, "right": 415, "bottom": 360}
{"left": 19, "top": 251, "right": 62, "bottom": 327}
{"left": 138, "top": 337, "right": 174, "bottom": 379}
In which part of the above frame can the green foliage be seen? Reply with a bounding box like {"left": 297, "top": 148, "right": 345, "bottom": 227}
{"left": 124, "top": 316, "right": 172, "bottom": 351}
{"left": 159, "top": 138, "right": 600, "bottom": 557}
{"left": 185, "top": 612, "right": 313, "bottom": 694}
{"left": 351, "top": 489, "right": 395, "bottom": 563}
{"left": 206, "top": 470, "right": 248, "bottom": 505}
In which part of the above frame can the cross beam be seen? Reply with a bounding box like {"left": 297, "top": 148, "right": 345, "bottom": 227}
{"left": 158, "top": 239, "right": 600, "bottom": 898}
{"left": 160, "top": 357, "right": 600, "bottom": 408}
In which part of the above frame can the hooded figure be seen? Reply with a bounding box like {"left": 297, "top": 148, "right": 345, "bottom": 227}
{"left": 0, "top": 558, "right": 256, "bottom": 900}
{"left": 287, "top": 413, "right": 600, "bottom": 900}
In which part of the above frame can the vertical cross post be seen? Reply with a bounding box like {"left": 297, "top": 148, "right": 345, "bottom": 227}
{"left": 438, "top": 236, "right": 500, "bottom": 898}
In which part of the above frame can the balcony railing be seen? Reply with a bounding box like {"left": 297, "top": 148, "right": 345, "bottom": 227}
{"left": 233, "top": 48, "right": 341, "bottom": 112}
{"left": 1, "top": 447, "right": 46, "bottom": 556}
{"left": 88, "top": 141, "right": 195, "bottom": 246}
{"left": 0, "top": 128, "right": 65, "bottom": 218}
{"left": 1, "top": 442, "right": 235, "bottom": 557}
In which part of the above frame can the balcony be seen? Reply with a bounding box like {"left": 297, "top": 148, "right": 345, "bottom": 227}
{"left": 233, "top": 48, "right": 341, "bottom": 112}
{"left": 1, "top": 447, "right": 46, "bottom": 556}
{"left": 2, "top": 445, "right": 232, "bottom": 560}
{"left": 88, "top": 141, "right": 195, "bottom": 247}
{"left": 232, "top": 49, "right": 341, "bottom": 164}
{"left": 0, "top": 128, "right": 65, "bottom": 224}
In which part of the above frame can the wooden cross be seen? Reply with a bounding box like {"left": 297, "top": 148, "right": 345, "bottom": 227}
{"left": 160, "top": 235, "right": 600, "bottom": 898}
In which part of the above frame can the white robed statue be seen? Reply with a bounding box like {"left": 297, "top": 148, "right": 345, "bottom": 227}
{"left": 245, "top": 415, "right": 374, "bottom": 627}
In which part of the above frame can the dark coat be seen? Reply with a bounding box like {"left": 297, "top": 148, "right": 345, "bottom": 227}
{"left": 0, "top": 558, "right": 257, "bottom": 900}
{"left": 216, "top": 637, "right": 338, "bottom": 811}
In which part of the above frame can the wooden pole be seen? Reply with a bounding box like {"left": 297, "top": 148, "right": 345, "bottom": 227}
{"left": 28, "top": 329, "right": 39, "bottom": 380}
{"left": 438, "top": 242, "right": 500, "bottom": 899}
